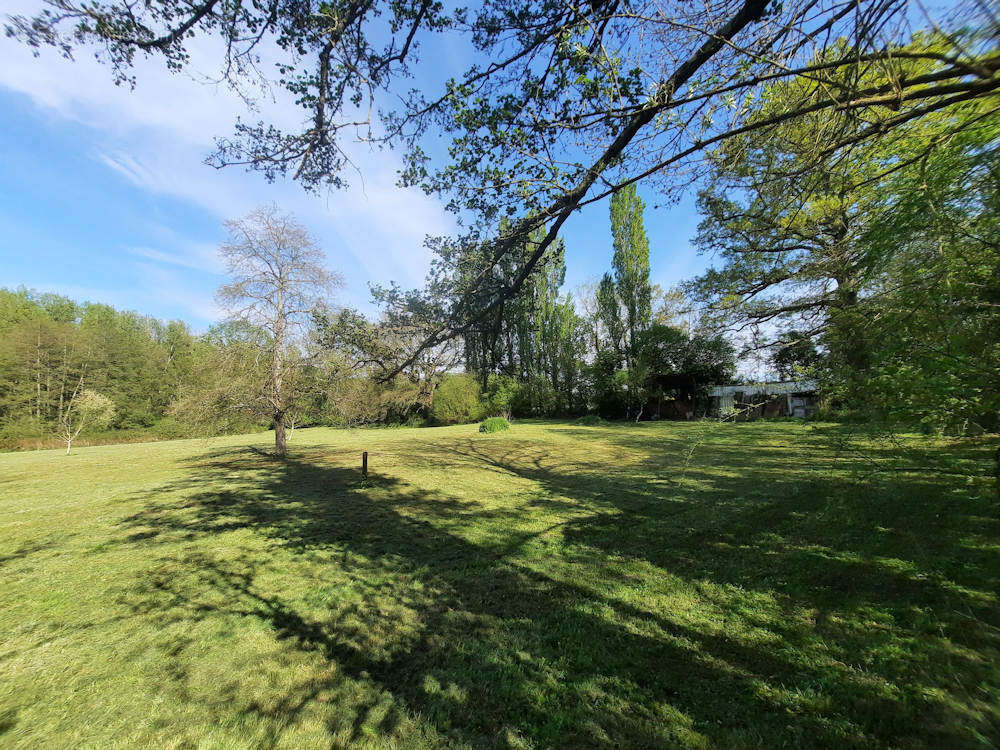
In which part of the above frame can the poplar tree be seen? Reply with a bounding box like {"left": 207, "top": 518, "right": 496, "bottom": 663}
{"left": 609, "top": 184, "right": 652, "bottom": 371}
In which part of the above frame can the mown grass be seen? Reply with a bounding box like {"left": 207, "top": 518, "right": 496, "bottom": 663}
{"left": 0, "top": 421, "right": 997, "bottom": 748}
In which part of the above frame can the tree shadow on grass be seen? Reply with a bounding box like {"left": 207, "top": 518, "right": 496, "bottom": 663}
{"left": 427, "top": 431, "right": 1000, "bottom": 743}
{"left": 0, "top": 538, "right": 64, "bottom": 569}
{"left": 115, "top": 434, "right": 1000, "bottom": 748}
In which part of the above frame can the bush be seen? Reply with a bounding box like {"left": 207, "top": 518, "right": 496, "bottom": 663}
{"left": 0, "top": 416, "right": 46, "bottom": 451}
{"left": 483, "top": 373, "right": 519, "bottom": 419}
{"left": 151, "top": 417, "right": 196, "bottom": 439}
{"left": 113, "top": 407, "right": 158, "bottom": 430}
{"left": 574, "top": 414, "right": 607, "bottom": 426}
{"left": 478, "top": 417, "right": 510, "bottom": 433}
{"left": 429, "top": 374, "right": 484, "bottom": 425}
{"left": 403, "top": 413, "right": 428, "bottom": 428}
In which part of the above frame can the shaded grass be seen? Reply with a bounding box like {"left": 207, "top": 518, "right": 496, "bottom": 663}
{"left": 0, "top": 421, "right": 998, "bottom": 748}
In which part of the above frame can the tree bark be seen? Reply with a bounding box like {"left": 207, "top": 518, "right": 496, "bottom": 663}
{"left": 272, "top": 281, "right": 287, "bottom": 457}
{"left": 274, "top": 411, "right": 287, "bottom": 457}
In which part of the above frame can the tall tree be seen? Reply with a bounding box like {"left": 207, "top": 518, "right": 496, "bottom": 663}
{"left": 9, "top": 0, "right": 994, "bottom": 368}
{"left": 610, "top": 185, "right": 652, "bottom": 367}
{"left": 215, "top": 205, "right": 341, "bottom": 456}
{"left": 594, "top": 186, "right": 653, "bottom": 416}
{"left": 596, "top": 274, "right": 624, "bottom": 361}
{"left": 686, "top": 70, "right": 876, "bottom": 392}
{"left": 460, "top": 222, "right": 573, "bottom": 389}
{"left": 687, "top": 42, "right": 999, "bottom": 428}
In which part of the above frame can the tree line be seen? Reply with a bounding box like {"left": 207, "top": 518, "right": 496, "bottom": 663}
{"left": 0, "top": 196, "right": 738, "bottom": 453}
{"left": 3, "top": 45, "right": 996, "bottom": 453}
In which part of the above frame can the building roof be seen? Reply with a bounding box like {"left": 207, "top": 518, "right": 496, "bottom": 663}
{"left": 708, "top": 380, "right": 818, "bottom": 397}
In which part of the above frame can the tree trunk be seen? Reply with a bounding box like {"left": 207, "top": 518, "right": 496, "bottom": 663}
{"left": 274, "top": 411, "right": 287, "bottom": 457}
{"left": 829, "top": 282, "right": 870, "bottom": 400}
{"left": 35, "top": 328, "right": 42, "bottom": 421}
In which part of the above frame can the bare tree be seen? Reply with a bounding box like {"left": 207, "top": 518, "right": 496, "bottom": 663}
{"left": 215, "top": 204, "right": 342, "bottom": 456}
{"left": 58, "top": 389, "right": 115, "bottom": 454}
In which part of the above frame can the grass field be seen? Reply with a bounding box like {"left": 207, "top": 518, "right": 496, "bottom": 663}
{"left": 1, "top": 421, "right": 998, "bottom": 748}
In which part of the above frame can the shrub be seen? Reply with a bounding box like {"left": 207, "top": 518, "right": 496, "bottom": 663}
{"left": 0, "top": 416, "right": 46, "bottom": 451}
{"left": 151, "top": 417, "right": 197, "bottom": 439}
{"left": 478, "top": 417, "right": 510, "bottom": 433}
{"left": 404, "top": 414, "right": 428, "bottom": 428}
{"left": 430, "top": 374, "right": 484, "bottom": 425}
{"left": 574, "top": 414, "right": 607, "bottom": 426}
{"left": 483, "top": 373, "right": 519, "bottom": 419}
{"left": 113, "top": 407, "right": 158, "bottom": 430}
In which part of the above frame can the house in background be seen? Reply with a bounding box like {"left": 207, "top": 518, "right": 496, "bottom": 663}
{"left": 708, "top": 380, "right": 819, "bottom": 420}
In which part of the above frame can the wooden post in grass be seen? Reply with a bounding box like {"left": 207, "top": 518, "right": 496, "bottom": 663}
{"left": 362, "top": 451, "right": 368, "bottom": 479}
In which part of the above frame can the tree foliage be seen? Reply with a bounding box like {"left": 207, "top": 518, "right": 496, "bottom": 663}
{"left": 772, "top": 331, "right": 821, "bottom": 381}
{"left": 8, "top": 0, "right": 995, "bottom": 365}
{"left": 429, "top": 373, "right": 483, "bottom": 425}
{"left": 687, "top": 44, "right": 1000, "bottom": 432}
{"left": 609, "top": 185, "right": 652, "bottom": 366}
{"left": 460, "top": 223, "right": 588, "bottom": 414}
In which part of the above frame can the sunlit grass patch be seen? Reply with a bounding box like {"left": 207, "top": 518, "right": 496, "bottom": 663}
{"left": 1, "top": 421, "right": 997, "bottom": 747}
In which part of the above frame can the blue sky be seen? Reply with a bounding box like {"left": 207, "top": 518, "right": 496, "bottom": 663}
{"left": 0, "top": 6, "right": 711, "bottom": 330}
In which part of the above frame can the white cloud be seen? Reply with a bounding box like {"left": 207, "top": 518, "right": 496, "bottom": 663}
{"left": 126, "top": 245, "right": 223, "bottom": 274}
{"left": 97, "top": 152, "right": 159, "bottom": 189}
{"left": 0, "top": 4, "right": 456, "bottom": 311}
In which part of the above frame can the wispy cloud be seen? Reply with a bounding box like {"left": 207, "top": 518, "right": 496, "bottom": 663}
{"left": 0, "top": 4, "right": 455, "bottom": 304}
{"left": 126, "top": 245, "right": 222, "bottom": 274}
{"left": 96, "top": 152, "right": 157, "bottom": 188}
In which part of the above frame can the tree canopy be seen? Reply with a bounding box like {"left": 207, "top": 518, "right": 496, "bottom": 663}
{"left": 685, "top": 45, "right": 999, "bottom": 432}
{"left": 8, "top": 0, "right": 997, "bottom": 363}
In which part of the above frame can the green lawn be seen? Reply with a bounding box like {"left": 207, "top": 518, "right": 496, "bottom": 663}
{"left": 1, "top": 421, "right": 998, "bottom": 748}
